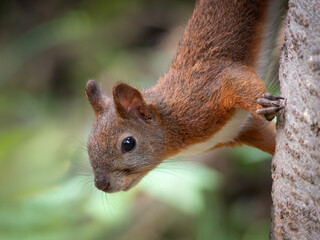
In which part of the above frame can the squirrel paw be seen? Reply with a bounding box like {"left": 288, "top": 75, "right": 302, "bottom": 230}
{"left": 256, "top": 93, "right": 285, "bottom": 121}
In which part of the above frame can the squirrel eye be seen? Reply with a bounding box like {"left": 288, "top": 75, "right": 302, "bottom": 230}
{"left": 121, "top": 136, "right": 136, "bottom": 153}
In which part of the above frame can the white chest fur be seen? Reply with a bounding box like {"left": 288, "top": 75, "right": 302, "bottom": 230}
{"left": 177, "top": 110, "right": 251, "bottom": 157}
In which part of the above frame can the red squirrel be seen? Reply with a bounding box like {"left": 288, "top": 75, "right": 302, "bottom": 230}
{"left": 85, "top": 0, "right": 285, "bottom": 193}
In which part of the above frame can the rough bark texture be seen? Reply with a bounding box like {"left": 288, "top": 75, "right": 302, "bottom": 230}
{"left": 270, "top": 0, "right": 320, "bottom": 239}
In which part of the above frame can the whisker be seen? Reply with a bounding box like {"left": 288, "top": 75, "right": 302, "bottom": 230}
{"left": 75, "top": 178, "right": 94, "bottom": 197}
{"left": 266, "top": 74, "right": 280, "bottom": 94}
{"left": 104, "top": 193, "right": 114, "bottom": 216}
{"left": 70, "top": 146, "right": 88, "bottom": 152}
{"left": 78, "top": 140, "right": 88, "bottom": 148}
{"left": 156, "top": 166, "right": 191, "bottom": 172}
{"left": 101, "top": 191, "right": 110, "bottom": 216}
{"left": 71, "top": 162, "right": 93, "bottom": 176}
{"left": 143, "top": 174, "right": 161, "bottom": 189}
{"left": 151, "top": 169, "right": 186, "bottom": 180}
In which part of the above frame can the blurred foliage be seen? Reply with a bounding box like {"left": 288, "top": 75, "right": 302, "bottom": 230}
{"left": 0, "top": 0, "right": 278, "bottom": 239}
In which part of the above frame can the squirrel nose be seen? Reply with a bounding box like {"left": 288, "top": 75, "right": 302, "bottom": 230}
{"left": 94, "top": 177, "right": 111, "bottom": 192}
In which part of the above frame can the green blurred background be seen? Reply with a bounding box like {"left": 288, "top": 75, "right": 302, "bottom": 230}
{"left": 0, "top": 0, "right": 276, "bottom": 239}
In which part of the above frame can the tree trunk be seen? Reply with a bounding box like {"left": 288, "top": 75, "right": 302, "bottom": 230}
{"left": 270, "top": 0, "right": 320, "bottom": 239}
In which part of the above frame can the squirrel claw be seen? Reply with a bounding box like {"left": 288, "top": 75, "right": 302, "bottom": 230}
{"left": 256, "top": 93, "right": 285, "bottom": 121}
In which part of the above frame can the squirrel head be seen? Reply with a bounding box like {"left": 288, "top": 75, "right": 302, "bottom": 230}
{"left": 85, "top": 80, "right": 166, "bottom": 193}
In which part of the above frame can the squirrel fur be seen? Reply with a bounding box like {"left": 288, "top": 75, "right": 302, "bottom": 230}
{"left": 85, "top": 0, "right": 286, "bottom": 193}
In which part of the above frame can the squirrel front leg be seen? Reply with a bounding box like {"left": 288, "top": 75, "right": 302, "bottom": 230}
{"left": 220, "top": 64, "right": 284, "bottom": 120}
{"left": 216, "top": 64, "right": 284, "bottom": 154}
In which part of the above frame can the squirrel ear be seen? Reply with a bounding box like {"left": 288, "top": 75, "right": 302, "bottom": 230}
{"left": 85, "top": 80, "right": 109, "bottom": 116}
{"left": 112, "top": 82, "right": 152, "bottom": 120}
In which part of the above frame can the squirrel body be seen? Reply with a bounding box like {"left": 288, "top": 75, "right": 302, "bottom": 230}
{"left": 85, "top": 0, "right": 285, "bottom": 193}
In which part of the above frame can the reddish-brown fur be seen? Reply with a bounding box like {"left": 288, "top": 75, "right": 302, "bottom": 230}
{"left": 86, "top": 0, "right": 277, "bottom": 193}
{"left": 144, "top": 0, "right": 272, "bottom": 155}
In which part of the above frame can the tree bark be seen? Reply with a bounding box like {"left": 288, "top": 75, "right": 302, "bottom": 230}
{"left": 270, "top": 0, "right": 320, "bottom": 239}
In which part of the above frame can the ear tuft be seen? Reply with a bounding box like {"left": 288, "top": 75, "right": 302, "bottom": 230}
{"left": 86, "top": 80, "right": 99, "bottom": 96}
{"left": 85, "top": 80, "right": 109, "bottom": 115}
{"left": 112, "top": 82, "right": 152, "bottom": 120}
